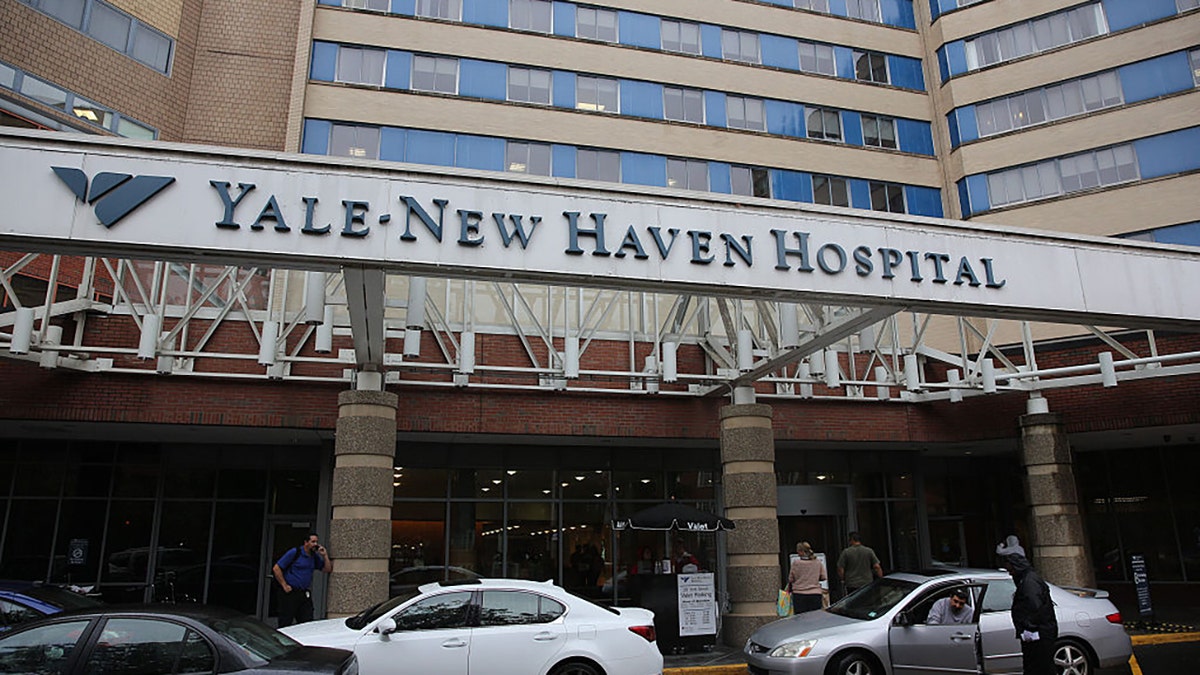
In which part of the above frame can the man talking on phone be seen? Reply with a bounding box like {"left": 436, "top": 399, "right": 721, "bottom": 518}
{"left": 272, "top": 533, "right": 333, "bottom": 627}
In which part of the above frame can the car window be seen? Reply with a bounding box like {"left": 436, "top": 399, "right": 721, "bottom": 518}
{"left": 828, "top": 578, "right": 919, "bottom": 620}
{"left": 904, "top": 584, "right": 977, "bottom": 624}
{"left": 394, "top": 591, "right": 473, "bottom": 631}
{"left": 0, "top": 619, "right": 91, "bottom": 674}
{"left": 83, "top": 618, "right": 214, "bottom": 675}
{"left": 478, "top": 591, "right": 564, "bottom": 626}
{"left": 206, "top": 615, "right": 298, "bottom": 662}
{"left": 982, "top": 579, "right": 1016, "bottom": 612}
{"left": 0, "top": 599, "right": 42, "bottom": 627}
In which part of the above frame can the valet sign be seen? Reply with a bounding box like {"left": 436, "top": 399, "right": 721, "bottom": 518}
{"left": 2, "top": 130, "right": 1199, "bottom": 327}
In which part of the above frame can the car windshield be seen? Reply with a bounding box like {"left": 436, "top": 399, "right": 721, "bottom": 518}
{"left": 346, "top": 589, "right": 422, "bottom": 630}
{"left": 22, "top": 586, "right": 103, "bottom": 610}
{"left": 828, "top": 578, "right": 920, "bottom": 620}
{"left": 206, "top": 615, "right": 301, "bottom": 662}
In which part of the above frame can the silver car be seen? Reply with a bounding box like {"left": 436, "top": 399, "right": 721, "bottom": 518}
{"left": 745, "top": 568, "right": 1131, "bottom": 675}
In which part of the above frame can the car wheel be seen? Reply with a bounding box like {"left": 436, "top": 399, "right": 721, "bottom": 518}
{"left": 1054, "top": 640, "right": 1090, "bottom": 675}
{"left": 830, "top": 650, "right": 879, "bottom": 675}
{"left": 548, "top": 660, "right": 602, "bottom": 675}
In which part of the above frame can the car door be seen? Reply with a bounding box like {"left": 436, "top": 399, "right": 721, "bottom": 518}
{"left": 353, "top": 590, "right": 474, "bottom": 675}
{"left": 467, "top": 590, "right": 567, "bottom": 675}
{"left": 888, "top": 583, "right": 984, "bottom": 675}
{"left": 0, "top": 618, "right": 94, "bottom": 674}
{"left": 976, "top": 578, "right": 1024, "bottom": 674}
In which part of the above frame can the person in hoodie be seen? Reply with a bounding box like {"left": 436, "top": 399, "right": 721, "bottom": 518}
{"left": 996, "top": 535, "right": 1058, "bottom": 675}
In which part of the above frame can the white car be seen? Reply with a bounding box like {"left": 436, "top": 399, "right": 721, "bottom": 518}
{"left": 283, "top": 578, "right": 663, "bottom": 675}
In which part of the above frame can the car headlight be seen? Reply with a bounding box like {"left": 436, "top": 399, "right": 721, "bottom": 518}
{"left": 769, "top": 639, "right": 818, "bottom": 658}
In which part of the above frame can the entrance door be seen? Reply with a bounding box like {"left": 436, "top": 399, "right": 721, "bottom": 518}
{"left": 261, "top": 520, "right": 313, "bottom": 626}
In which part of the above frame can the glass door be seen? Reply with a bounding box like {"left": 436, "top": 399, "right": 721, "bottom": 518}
{"left": 261, "top": 520, "right": 314, "bottom": 626}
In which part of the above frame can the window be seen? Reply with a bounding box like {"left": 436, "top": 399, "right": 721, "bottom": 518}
{"left": 577, "top": 7, "right": 617, "bottom": 42}
{"left": 416, "top": 0, "right": 460, "bottom": 19}
{"left": 395, "top": 591, "right": 473, "bottom": 631}
{"left": 21, "top": 0, "right": 174, "bottom": 73}
{"left": 988, "top": 159, "right": 1059, "bottom": 206}
{"left": 577, "top": 149, "right": 620, "bottom": 182}
{"left": 722, "top": 30, "right": 760, "bottom": 64}
{"left": 31, "top": 0, "right": 85, "bottom": 28}
{"left": 83, "top": 618, "right": 215, "bottom": 675}
{"left": 988, "top": 144, "right": 1135, "bottom": 208}
{"left": 667, "top": 159, "right": 709, "bottom": 191}
{"left": 664, "top": 87, "right": 704, "bottom": 123}
{"left": 0, "top": 619, "right": 90, "bottom": 672}
{"left": 330, "top": 124, "right": 380, "bottom": 159}
{"left": 965, "top": 4, "right": 1107, "bottom": 70}
{"left": 479, "top": 591, "right": 565, "bottom": 626}
{"left": 846, "top": 0, "right": 881, "bottom": 22}
{"left": 958, "top": 0, "right": 986, "bottom": 6}
{"left": 89, "top": 2, "right": 130, "bottom": 52}
{"left": 812, "top": 175, "right": 849, "bottom": 207}
{"left": 20, "top": 75, "right": 68, "bottom": 110}
{"left": 576, "top": 75, "right": 618, "bottom": 112}
{"left": 795, "top": 0, "right": 830, "bottom": 12}
{"left": 0, "top": 599, "right": 41, "bottom": 627}
{"left": 508, "top": 67, "right": 551, "bottom": 104}
{"left": 412, "top": 55, "right": 458, "bottom": 94}
{"left": 1191, "top": 49, "right": 1200, "bottom": 86}
{"left": 345, "top": 0, "right": 389, "bottom": 9}
{"left": 853, "top": 51, "right": 888, "bottom": 84}
{"left": 731, "top": 166, "right": 771, "bottom": 198}
{"left": 1180, "top": 0, "right": 1200, "bottom": 11}
{"left": 336, "top": 46, "right": 385, "bottom": 86}
{"left": 726, "top": 96, "right": 765, "bottom": 131}
{"left": 506, "top": 142, "right": 552, "bottom": 175}
{"left": 510, "top": 0, "right": 552, "bottom": 33}
{"left": 806, "top": 107, "right": 841, "bottom": 141}
{"left": 869, "top": 181, "right": 905, "bottom": 213}
{"left": 861, "top": 114, "right": 896, "bottom": 149}
{"left": 130, "top": 23, "right": 172, "bottom": 72}
{"left": 977, "top": 70, "right": 1123, "bottom": 138}
{"left": 798, "top": 41, "right": 836, "bottom": 75}
{"left": 661, "top": 20, "right": 701, "bottom": 55}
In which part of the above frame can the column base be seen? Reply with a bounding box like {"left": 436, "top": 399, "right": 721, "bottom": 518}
{"left": 722, "top": 613, "right": 775, "bottom": 649}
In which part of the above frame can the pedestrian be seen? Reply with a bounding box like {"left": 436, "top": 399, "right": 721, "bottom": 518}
{"left": 996, "top": 535, "right": 1058, "bottom": 675}
{"left": 927, "top": 587, "right": 972, "bottom": 624}
{"left": 672, "top": 538, "right": 700, "bottom": 573}
{"left": 272, "top": 533, "right": 333, "bottom": 627}
{"left": 836, "top": 531, "right": 882, "bottom": 597}
{"left": 787, "top": 541, "right": 826, "bottom": 613}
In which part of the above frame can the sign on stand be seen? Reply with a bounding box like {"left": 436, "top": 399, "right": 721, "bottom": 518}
{"left": 1131, "top": 554, "right": 1153, "bottom": 618}
{"left": 677, "top": 572, "right": 717, "bottom": 637}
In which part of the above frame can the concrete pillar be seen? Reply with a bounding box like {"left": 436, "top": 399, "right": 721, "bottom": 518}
{"left": 719, "top": 403, "right": 780, "bottom": 647}
{"left": 1019, "top": 411, "right": 1095, "bottom": 588}
{"left": 327, "top": 389, "right": 398, "bottom": 618}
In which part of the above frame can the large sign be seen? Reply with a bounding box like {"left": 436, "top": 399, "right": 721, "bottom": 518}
{"left": 2, "top": 129, "right": 1198, "bottom": 328}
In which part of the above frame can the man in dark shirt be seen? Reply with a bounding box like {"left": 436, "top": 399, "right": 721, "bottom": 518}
{"left": 836, "top": 531, "right": 883, "bottom": 597}
{"left": 997, "top": 536, "right": 1058, "bottom": 675}
{"left": 272, "top": 533, "right": 333, "bottom": 627}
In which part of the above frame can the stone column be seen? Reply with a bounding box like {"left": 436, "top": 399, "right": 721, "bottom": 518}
{"left": 720, "top": 403, "right": 780, "bottom": 647}
{"left": 1019, "top": 410, "right": 1095, "bottom": 588}
{"left": 327, "top": 389, "right": 398, "bottom": 618}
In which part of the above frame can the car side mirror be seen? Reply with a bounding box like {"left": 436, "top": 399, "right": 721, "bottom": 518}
{"left": 893, "top": 611, "right": 914, "bottom": 627}
{"left": 375, "top": 617, "right": 397, "bottom": 635}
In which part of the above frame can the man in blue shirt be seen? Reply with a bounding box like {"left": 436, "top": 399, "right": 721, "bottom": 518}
{"left": 272, "top": 533, "right": 333, "bottom": 627}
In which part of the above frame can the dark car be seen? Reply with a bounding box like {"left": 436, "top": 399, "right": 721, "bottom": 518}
{"left": 0, "top": 604, "right": 358, "bottom": 675}
{"left": 0, "top": 582, "right": 102, "bottom": 631}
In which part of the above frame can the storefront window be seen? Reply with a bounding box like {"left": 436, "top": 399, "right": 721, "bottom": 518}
{"left": 507, "top": 501, "right": 556, "bottom": 581}
{"left": 613, "top": 471, "right": 664, "bottom": 500}
{"left": 390, "top": 502, "right": 447, "bottom": 575}
{"left": 50, "top": 499, "right": 107, "bottom": 583}
{"left": 394, "top": 468, "right": 448, "bottom": 499}
{"left": 507, "top": 469, "right": 553, "bottom": 499}
{"left": 562, "top": 502, "right": 608, "bottom": 599}
{"left": 448, "top": 501, "right": 501, "bottom": 576}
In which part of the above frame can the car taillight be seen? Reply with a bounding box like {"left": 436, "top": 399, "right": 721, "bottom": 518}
{"left": 1105, "top": 612, "right": 1121, "bottom": 624}
{"left": 629, "top": 625, "right": 657, "bottom": 642}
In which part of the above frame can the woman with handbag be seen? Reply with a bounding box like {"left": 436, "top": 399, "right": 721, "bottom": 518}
{"left": 788, "top": 541, "right": 827, "bottom": 613}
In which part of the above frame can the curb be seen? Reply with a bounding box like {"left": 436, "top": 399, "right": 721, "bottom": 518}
{"left": 1131, "top": 631, "right": 1200, "bottom": 646}
{"left": 664, "top": 666, "right": 745, "bottom": 675}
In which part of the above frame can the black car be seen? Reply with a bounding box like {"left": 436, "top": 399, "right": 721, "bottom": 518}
{"left": 0, "top": 604, "right": 358, "bottom": 675}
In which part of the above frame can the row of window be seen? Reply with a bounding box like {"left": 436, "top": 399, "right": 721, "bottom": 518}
{"left": 314, "top": 43, "right": 933, "bottom": 153}
{"left": 17, "top": 0, "right": 173, "bottom": 74}
{"left": 0, "top": 59, "right": 157, "bottom": 139}
{"left": 322, "top": 0, "right": 926, "bottom": 90}
{"left": 928, "top": 0, "right": 989, "bottom": 23}
{"left": 302, "top": 119, "right": 943, "bottom": 216}
{"left": 987, "top": 144, "right": 1138, "bottom": 208}
{"left": 965, "top": 3, "right": 1107, "bottom": 71}
{"left": 1123, "top": 221, "right": 1200, "bottom": 247}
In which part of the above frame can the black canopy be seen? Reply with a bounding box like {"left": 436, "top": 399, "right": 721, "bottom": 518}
{"left": 612, "top": 501, "right": 735, "bottom": 532}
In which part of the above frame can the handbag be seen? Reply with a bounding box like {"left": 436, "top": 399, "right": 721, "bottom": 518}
{"left": 776, "top": 588, "right": 793, "bottom": 617}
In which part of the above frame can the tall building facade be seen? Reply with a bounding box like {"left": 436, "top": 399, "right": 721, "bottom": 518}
{"left": 1, "top": 0, "right": 1198, "bottom": 642}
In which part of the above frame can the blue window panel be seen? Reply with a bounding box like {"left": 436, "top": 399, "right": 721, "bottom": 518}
{"left": 937, "top": 41, "right": 967, "bottom": 81}
{"left": 709, "top": 162, "right": 732, "bottom": 193}
{"left": 945, "top": 107, "right": 978, "bottom": 148}
{"left": 936, "top": 46, "right": 950, "bottom": 83}
{"left": 700, "top": 24, "right": 723, "bottom": 59}
{"left": 1149, "top": 222, "right": 1200, "bottom": 247}
{"left": 407, "top": 130, "right": 456, "bottom": 166}
{"left": 965, "top": 174, "right": 990, "bottom": 214}
{"left": 880, "top": 0, "right": 916, "bottom": 29}
{"left": 621, "top": 152, "right": 666, "bottom": 187}
{"left": 380, "top": 127, "right": 407, "bottom": 162}
{"left": 842, "top": 111, "right": 864, "bottom": 146}
{"left": 619, "top": 11, "right": 660, "bottom": 49}
{"left": 956, "top": 179, "right": 971, "bottom": 217}
{"left": 620, "top": 80, "right": 663, "bottom": 119}
{"left": 1101, "top": 0, "right": 1177, "bottom": 32}
{"left": 1135, "top": 127, "right": 1200, "bottom": 179}
{"left": 765, "top": 100, "right": 805, "bottom": 138}
{"left": 464, "top": 0, "right": 507, "bottom": 27}
{"left": 904, "top": 186, "right": 943, "bottom": 217}
{"left": 317, "top": 0, "right": 341, "bottom": 6}
{"left": 552, "top": 144, "right": 576, "bottom": 178}
{"left": 705, "top": 91, "right": 727, "bottom": 128}
{"left": 888, "top": 55, "right": 925, "bottom": 91}
{"left": 1119, "top": 52, "right": 1193, "bottom": 104}
{"left": 310, "top": 42, "right": 337, "bottom": 81}
{"left": 385, "top": 51, "right": 412, "bottom": 90}
{"left": 553, "top": 2, "right": 575, "bottom": 37}
{"left": 829, "top": 0, "right": 849, "bottom": 17}
{"left": 762, "top": 35, "right": 800, "bottom": 71}
{"left": 946, "top": 111, "right": 961, "bottom": 148}
{"left": 460, "top": 59, "right": 506, "bottom": 100}
{"left": 929, "top": 0, "right": 942, "bottom": 22}
{"left": 456, "top": 134, "right": 505, "bottom": 171}
{"left": 552, "top": 71, "right": 575, "bottom": 108}
{"left": 849, "top": 179, "right": 871, "bottom": 210}
{"left": 897, "top": 119, "right": 934, "bottom": 156}
{"left": 771, "top": 170, "right": 809, "bottom": 203}
{"left": 833, "top": 46, "right": 856, "bottom": 80}
{"left": 393, "top": 0, "right": 416, "bottom": 15}
{"left": 301, "top": 119, "right": 331, "bottom": 155}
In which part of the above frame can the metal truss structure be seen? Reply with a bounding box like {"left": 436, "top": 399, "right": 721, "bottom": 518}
{"left": 2, "top": 254, "right": 1199, "bottom": 404}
